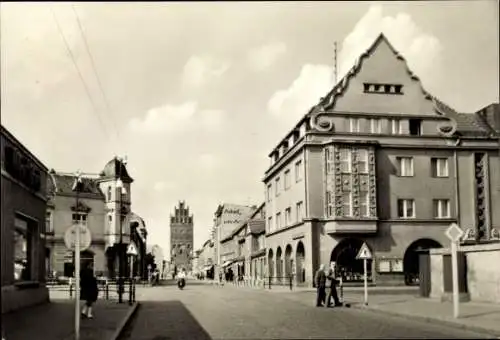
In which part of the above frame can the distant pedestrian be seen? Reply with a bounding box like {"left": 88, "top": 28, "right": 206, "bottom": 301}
{"left": 314, "top": 264, "right": 327, "bottom": 307}
{"left": 80, "top": 262, "right": 98, "bottom": 319}
{"left": 326, "top": 262, "right": 342, "bottom": 308}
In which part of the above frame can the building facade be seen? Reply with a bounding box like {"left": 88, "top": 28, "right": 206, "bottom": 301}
{"left": 1, "top": 125, "right": 50, "bottom": 313}
{"left": 46, "top": 157, "right": 145, "bottom": 279}
{"left": 170, "top": 201, "right": 194, "bottom": 272}
{"left": 220, "top": 203, "right": 267, "bottom": 283}
{"left": 263, "top": 34, "right": 500, "bottom": 287}
{"left": 213, "top": 203, "right": 256, "bottom": 279}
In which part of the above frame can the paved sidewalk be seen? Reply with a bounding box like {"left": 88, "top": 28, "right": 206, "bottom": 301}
{"left": 349, "top": 294, "right": 500, "bottom": 337}
{"left": 2, "top": 299, "right": 138, "bottom": 340}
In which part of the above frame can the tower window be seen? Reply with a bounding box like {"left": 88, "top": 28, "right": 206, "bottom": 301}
{"left": 384, "top": 84, "right": 392, "bottom": 93}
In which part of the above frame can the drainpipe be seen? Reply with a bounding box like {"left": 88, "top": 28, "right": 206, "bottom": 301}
{"left": 454, "top": 137, "right": 461, "bottom": 227}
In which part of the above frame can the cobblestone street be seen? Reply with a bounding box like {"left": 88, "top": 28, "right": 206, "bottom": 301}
{"left": 120, "top": 284, "right": 494, "bottom": 339}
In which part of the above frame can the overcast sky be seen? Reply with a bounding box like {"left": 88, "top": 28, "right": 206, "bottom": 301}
{"left": 1, "top": 1, "right": 498, "bottom": 256}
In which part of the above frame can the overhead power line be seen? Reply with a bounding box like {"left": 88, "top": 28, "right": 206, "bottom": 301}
{"left": 49, "top": 6, "right": 112, "bottom": 143}
{"left": 71, "top": 4, "right": 121, "bottom": 145}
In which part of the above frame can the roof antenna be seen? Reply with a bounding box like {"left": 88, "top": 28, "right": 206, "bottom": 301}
{"left": 333, "top": 41, "right": 338, "bottom": 85}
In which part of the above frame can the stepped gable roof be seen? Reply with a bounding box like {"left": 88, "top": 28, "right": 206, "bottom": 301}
{"left": 271, "top": 33, "right": 496, "bottom": 155}
{"left": 47, "top": 172, "right": 104, "bottom": 198}
{"left": 100, "top": 157, "right": 134, "bottom": 183}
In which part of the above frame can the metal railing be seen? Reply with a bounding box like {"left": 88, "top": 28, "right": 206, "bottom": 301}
{"left": 46, "top": 277, "right": 137, "bottom": 305}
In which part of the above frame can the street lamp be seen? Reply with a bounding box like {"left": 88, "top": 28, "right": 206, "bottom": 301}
{"left": 116, "top": 156, "right": 127, "bottom": 304}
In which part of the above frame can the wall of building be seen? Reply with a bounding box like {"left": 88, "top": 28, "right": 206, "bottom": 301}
{"left": 265, "top": 151, "right": 306, "bottom": 233}
{"left": 429, "top": 243, "right": 500, "bottom": 304}
{"left": 265, "top": 221, "right": 315, "bottom": 284}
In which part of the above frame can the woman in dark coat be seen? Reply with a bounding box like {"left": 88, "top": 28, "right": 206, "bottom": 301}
{"left": 80, "top": 262, "right": 98, "bottom": 319}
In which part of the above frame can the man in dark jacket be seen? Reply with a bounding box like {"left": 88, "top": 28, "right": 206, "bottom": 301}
{"left": 314, "top": 264, "right": 327, "bottom": 307}
{"left": 326, "top": 262, "right": 342, "bottom": 307}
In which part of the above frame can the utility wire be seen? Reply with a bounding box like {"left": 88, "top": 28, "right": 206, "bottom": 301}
{"left": 71, "top": 4, "right": 121, "bottom": 145}
{"left": 49, "top": 6, "right": 112, "bottom": 142}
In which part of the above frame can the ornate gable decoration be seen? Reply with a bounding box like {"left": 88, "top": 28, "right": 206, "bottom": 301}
{"left": 309, "top": 33, "right": 457, "bottom": 134}
{"left": 71, "top": 201, "right": 92, "bottom": 213}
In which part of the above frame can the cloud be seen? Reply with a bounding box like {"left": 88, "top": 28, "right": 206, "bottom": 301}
{"left": 128, "top": 102, "right": 225, "bottom": 133}
{"left": 267, "top": 5, "right": 443, "bottom": 119}
{"left": 199, "top": 153, "right": 217, "bottom": 170}
{"left": 268, "top": 64, "right": 334, "bottom": 121}
{"left": 338, "top": 5, "right": 443, "bottom": 81}
{"left": 247, "top": 42, "right": 287, "bottom": 71}
{"left": 153, "top": 181, "right": 177, "bottom": 192}
{"left": 181, "top": 55, "right": 230, "bottom": 88}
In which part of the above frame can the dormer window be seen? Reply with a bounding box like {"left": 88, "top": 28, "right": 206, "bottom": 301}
{"left": 364, "top": 83, "right": 403, "bottom": 95}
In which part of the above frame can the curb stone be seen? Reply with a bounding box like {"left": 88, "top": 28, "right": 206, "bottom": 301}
{"left": 108, "top": 302, "right": 140, "bottom": 340}
{"left": 349, "top": 303, "right": 500, "bottom": 338}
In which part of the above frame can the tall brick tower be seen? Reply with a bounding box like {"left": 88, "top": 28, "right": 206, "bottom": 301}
{"left": 170, "top": 201, "right": 194, "bottom": 273}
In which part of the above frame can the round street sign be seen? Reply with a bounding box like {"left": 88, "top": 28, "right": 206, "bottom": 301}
{"left": 64, "top": 224, "right": 92, "bottom": 251}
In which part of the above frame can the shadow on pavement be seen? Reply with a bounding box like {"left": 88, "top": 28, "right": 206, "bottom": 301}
{"left": 121, "top": 300, "right": 212, "bottom": 340}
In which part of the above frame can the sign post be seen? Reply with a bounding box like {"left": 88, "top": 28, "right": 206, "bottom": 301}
{"left": 356, "top": 242, "right": 373, "bottom": 306}
{"left": 445, "top": 223, "right": 464, "bottom": 319}
{"left": 126, "top": 243, "right": 138, "bottom": 305}
{"left": 64, "top": 223, "right": 92, "bottom": 340}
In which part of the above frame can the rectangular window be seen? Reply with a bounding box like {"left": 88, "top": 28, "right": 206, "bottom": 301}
{"left": 295, "top": 160, "right": 303, "bottom": 182}
{"left": 342, "top": 192, "right": 352, "bottom": 216}
{"left": 397, "top": 157, "right": 414, "bottom": 177}
{"left": 276, "top": 212, "right": 282, "bottom": 229}
{"left": 296, "top": 201, "right": 303, "bottom": 222}
{"left": 284, "top": 170, "right": 291, "bottom": 190}
{"left": 285, "top": 207, "right": 291, "bottom": 226}
{"left": 72, "top": 213, "right": 88, "bottom": 225}
{"left": 370, "top": 119, "right": 382, "bottom": 133}
{"left": 45, "top": 211, "right": 53, "bottom": 234}
{"left": 267, "top": 184, "right": 272, "bottom": 202}
{"left": 275, "top": 177, "right": 280, "bottom": 197}
{"left": 14, "top": 217, "right": 32, "bottom": 282}
{"left": 349, "top": 118, "right": 360, "bottom": 133}
{"left": 433, "top": 199, "right": 450, "bottom": 218}
{"left": 391, "top": 119, "right": 402, "bottom": 134}
{"left": 431, "top": 158, "right": 449, "bottom": 177}
{"left": 340, "top": 148, "right": 352, "bottom": 173}
{"left": 360, "top": 191, "right": 369, "bottom": 217}
{"left": 358, "top": 149, "right": 369, "bottom": 174}
{"left": 326, "top": 191, "right": 334, "bottom": 217}
{"left": 398, "top": 199, "right": 415, "bottom": 218}
{"left": 409, "top": 119, "right": 422, "bottom": 136}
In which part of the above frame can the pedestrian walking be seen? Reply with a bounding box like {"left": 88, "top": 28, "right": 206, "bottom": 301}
{"left": 80, "top": 262, "right": 98, "bottom": 319}
{"left": 314, "top": 264, "right": 327, "bottom": 307}
{"left": 326, "top": 262, "right": 342, "bottom": 308}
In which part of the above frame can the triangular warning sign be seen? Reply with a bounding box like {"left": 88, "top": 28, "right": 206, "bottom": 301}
{"left": 356, "top": 242, "right": 372, "bottom": 260}
{"left": 127, "top": 243, "right": 138, "bottom": 256}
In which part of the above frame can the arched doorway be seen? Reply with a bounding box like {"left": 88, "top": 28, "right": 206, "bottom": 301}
{"left": 404, "top": 238, "right": 442, "bottom": 286}
{"left": 276, "top": 247, "right": 283, "bottom": 282}
{"left": 330, "top": 238, "right": 373, "bottom": 283}
{"left": 267, "top": 249, "right": 274, "bottom": 280}
{"left": 284, "top": 244, "right": 293, "bottom": 278}
{"left": 296, "top": 241, "right": 306, "bottom": 284}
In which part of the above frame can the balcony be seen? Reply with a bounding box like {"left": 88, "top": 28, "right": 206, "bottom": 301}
{"left": 324, "top": 219, "right": 378, "bottom": 234}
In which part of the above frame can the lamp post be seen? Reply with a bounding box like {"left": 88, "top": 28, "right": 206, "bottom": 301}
{"left": 116, "top": 156, "right": 127, "bottom": 304}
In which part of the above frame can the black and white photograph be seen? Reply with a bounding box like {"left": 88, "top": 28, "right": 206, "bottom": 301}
{"left": 1, "top": 1, "right": 499, "bottom": 339}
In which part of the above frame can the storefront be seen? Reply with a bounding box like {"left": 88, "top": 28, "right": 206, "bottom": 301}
{"left": 1, "top": 125, "right": 49, "bottom": 313}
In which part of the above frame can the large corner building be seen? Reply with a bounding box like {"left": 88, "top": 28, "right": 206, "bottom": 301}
{"left": 263, "top": 33, "right": 500, "bottom": 287}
